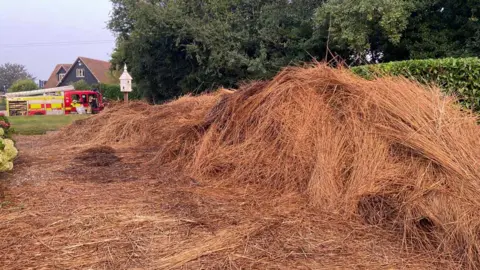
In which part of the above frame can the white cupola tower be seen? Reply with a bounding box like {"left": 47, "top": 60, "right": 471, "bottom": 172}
{"left": 120, "top": 64, "right": 133, "bottom": 93}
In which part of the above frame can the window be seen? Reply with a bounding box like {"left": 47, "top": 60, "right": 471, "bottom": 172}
{"left": 58, "top": 73, "right": 65, "bottom": 81}
{"left": 71, "top": 94, "right": 80, "bottom": 103}
{"left": 76, "top": 68, "right": 85, "bottom": 78}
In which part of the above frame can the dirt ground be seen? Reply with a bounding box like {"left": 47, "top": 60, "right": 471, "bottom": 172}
{"left": 0, "top": 135, "right": 460, "bottom": 269}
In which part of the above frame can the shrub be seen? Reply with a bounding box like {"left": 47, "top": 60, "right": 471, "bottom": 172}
{"left": 351, "top": 57, "right": 480, "bottom": 111}
{"left": 97, "top": 83, "right": 142, "bottom": 101}
{"left": 0, "top": 115, "right": 17, "bottom": 172}
{"left": 0, "top": 116, "right": 13, "bottom": 140}
{"left": 9, "top": 79, "right": 38, "bottom": 92}
{"left": 72, "top": 80, "right": 91, "bottom": 90}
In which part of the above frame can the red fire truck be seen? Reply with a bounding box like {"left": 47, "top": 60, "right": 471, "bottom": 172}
{"left": 4, "top": 86, "right": 105, "bottom": 116}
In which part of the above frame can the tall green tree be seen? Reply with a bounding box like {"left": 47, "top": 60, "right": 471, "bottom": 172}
{"left": 108, "top": 0, "right": 330, "bottom": 102}
{"left": 402, "top": 0, "right": 480, "bottom": 59}
{"left": 9, "top": 79, "right": 38, "bottom": 92}
{"left": 315, "top": 0, "right": 480, "bottom": 63}
{"left": 109, "top": 0, "right": 479, "bottom": 102}
{"left": 0, "top": 63, "right": 34, "bottom": 92}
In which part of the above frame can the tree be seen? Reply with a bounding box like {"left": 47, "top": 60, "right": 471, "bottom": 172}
{"left": 316, "top": 0, "right": 416, "bottom": 63}
{"left": 108, "top": 0, "right": 331, "bottom": 102}
{"left": 0, "top": 63, "right": 35, "bottom": 91}
{"left": 401, "top": 0, "right": 480, "bottom": 59}
{"left": 315, "top": 0, "right": 480, "bottom": 63}
{"left": 9, "top": 79, "right": 38, "bottom": 92}
{"left": 109, "top": 0, "right": 480, "bottom": 102}
{"left": 72, "top": 80, "right": 91, "bottom": 90}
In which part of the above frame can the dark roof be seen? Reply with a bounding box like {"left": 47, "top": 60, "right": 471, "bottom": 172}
{"left": 80, "top": 57, "right": 116, "bottom": 84}
{"left": 44, "top": 64, "right": 72, "bottom": 88}
{"left": 57, "top": 57, "right": 117, "bottom": 86}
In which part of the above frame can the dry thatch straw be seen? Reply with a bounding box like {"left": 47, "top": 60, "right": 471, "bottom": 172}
{"left": 61, "top": 64, "right": 480, "bottom": 268}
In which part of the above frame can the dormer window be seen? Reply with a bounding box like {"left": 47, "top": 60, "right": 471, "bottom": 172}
{"left": 58, "top": 73, "right": 65, "bottom": 81}
{"left": 76, "top": 68, "right": 85, "bottom": 78}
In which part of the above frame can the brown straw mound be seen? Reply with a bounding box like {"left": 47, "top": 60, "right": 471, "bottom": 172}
{"left": 60, "top": 65, "right": 480, "bottom": 268}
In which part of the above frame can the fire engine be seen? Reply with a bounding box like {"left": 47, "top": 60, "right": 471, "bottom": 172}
{"left": 3, "top": 86, "right": 104, "bottom": 116}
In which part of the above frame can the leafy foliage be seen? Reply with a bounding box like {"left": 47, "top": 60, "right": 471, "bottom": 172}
{"left": 72, "top": 80, "right": 91, "bottom": 90}
{"left": 8, "top": 79, "right": 38, "bottom": 92}
{"left": 0, "top": 63, "right": 34, "bottom": 91}
{"left": 315, "top": 0, "right": 480, "bottom": 63}
{"left": 316, "top": 0, "right": 415, "bottom": 51}
{"left": 402, "top": 0, "right": 480, "bottom": 59}
{"left": 98, "top": 83, "right": 142, "bottom": 101}
{"left": 352, "top": 57, "right": 480, "bottom": 111}
{"left": 0, "top": 115, "right": 16, "bottom": 172}
{"left": 108, "top": 0, "right": 480, "bottom": 101}
{"left": 108, "top": 0, "right": 330, "bottom": 102}
{"left": 0, "top": 116, "right": 12, "bottom": 139}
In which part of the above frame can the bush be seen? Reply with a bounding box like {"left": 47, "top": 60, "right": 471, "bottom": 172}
{"left": 0, "top": 116, "right": 13, "bottom": 139}
{"left": 351, "top": 57, "right": 480, "bottom": 111}
{"left": 72, "top": 80, "right": 91, "bottom": 90}
{"left": 9, "top": 79, "right": 38, "bottom": 92}
{"left": 0, "top": 115, "right": 17, "bottom": 172}
{"left": 97, "top": 83, "right": 142, "bottom": 101}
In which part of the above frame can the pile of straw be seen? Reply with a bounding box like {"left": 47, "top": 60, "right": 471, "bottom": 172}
{"left": 62, "top": 65, "right": 480, "bottom": 268}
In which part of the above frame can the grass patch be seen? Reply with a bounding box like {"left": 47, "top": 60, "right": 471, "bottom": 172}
{"left": 9, "top": 115, "right": 90, "bottom": 135}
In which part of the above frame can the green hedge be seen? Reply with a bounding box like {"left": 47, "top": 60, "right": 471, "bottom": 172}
{"left": 96, "top": 83, "right": 142, "bottom": 101}
{"left": 351, "top": 57, "right": 480, "bottom": 111}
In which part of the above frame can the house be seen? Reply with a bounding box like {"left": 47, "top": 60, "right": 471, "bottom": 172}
{"left": 44, "top": 57, "right": 118, "bottom": 88}
{"left": 44, "top": 64, "right": 72, "bottom": 88}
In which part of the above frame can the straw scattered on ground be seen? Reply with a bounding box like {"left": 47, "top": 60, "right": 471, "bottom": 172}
{"left": 74, "top": 146, "right": 120, "bottom": 167}
{"left": 2, "top": 64, "right": 480, "bottom": 269}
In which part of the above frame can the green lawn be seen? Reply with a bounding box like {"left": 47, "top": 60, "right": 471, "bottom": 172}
{"left": 9, "top": 115, "right": 90, "bottom": 135}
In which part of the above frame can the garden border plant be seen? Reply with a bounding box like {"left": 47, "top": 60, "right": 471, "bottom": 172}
{"left": 352, "top": 57, "right": 480, "bottom": 112}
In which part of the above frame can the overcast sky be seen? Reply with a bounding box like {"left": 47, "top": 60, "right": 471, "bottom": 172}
{"left": 0, "top": 0, "right": 115, "bottom": 81}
